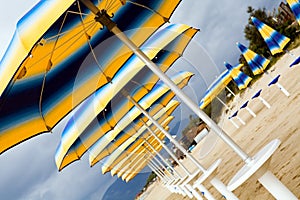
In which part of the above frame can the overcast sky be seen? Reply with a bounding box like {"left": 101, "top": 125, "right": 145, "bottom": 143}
{"left": 0, "top": 1, "right": 283, "bottom": 199}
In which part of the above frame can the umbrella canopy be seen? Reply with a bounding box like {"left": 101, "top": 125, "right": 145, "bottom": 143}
{"left": 108, "top": 126, "right": 169, "bottom": 176}
{"left": 224, "top": 62, "right": 252, "bottom": 90}
{"left": 287, "top": 0, "right": 300, "bottom": 26}
{"left": 251, "top": 89, "right": 263, "bottom": 99}
{"left": 237, "top": 42, "right": 270, "bottom": 75}
{"left": 199, "top": 63, "right": 251, "bottom": 109}
{"left": 89, "top": 101, "right": 178, "bottom": 167}
{"left": 87, "top": 90, "right": 180, "bottom": 165}
{"left": 251, "top": 16, "right": 290, "bottom": 55}
{"left": 268, "top": 74, "right": 281, "bottom": 86}
{"left": 55, "top": 71, "right": 193, "bottom": 170}
{"left": 289, "top": 56, "right": 300, "bottom": 67}
{"left": 0, "top": 0, "right": 182, "bottom": 154}
{"left": 93, "top": 106, "right": 177, "bottom": 170}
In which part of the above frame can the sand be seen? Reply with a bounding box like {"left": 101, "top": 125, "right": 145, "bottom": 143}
{"left": 142, "top": 46, "right": 300, "bottom": 200}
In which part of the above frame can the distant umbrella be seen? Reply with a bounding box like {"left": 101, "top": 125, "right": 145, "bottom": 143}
{"left": 251, "top": 17, "right": 290, "bottom": 55}
{"left": 286, "top": 0, "right": 300, "bottom": 26}
{"left": 224, "top": 62, "right": 252, "bottom": 90}
{"left": 251, "top": 89, "right": 271, "bottom": 109}
{"left": 237, "top": 42, "right": 270, "bottom": 75}
{"left": 199, "top": 63, "right": 252, "bottom": 109}
{"left": 289, "top": 56, "right": 300, "bottom": 67}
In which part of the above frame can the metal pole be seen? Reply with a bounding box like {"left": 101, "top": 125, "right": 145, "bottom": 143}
{"left": 144, "top": 139, "right": 182, "bottom": 179}
{"left": 139, "top": 118, "right": 192, "bottom": 175}
{"left": 144, "top": 146, "right": 178, "bottom": 179}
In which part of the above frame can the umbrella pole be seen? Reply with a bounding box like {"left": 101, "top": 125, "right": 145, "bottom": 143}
{"left": 144, "top": 139, "right": 182, "bottom": 179}
{"left": 264, "top": 72, "right": 290, "bottom": 97}
{"left": 147, "top": 162, "right": 187, "bottom": 196}
{"left": 139, "top": 118, "right": 193, "bottom": 176}
{"left": 80, "top": 0, "right": 250, "bottom": 163}
{"left": 144, "top": 146, "right": 179, "bottom": 180}
{"left": 144, "top": 139, "right": 206, "bottom": 200}
{"left": 148, "top": 159, "right": 172, "bottom": 182}
{"left": 258, "top": 96, "right": 271, "bottom": 109}
{"left": 147, "top": 162, "right": 169, "bottom": 182}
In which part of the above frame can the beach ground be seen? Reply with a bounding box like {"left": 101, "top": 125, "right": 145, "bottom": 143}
{"left": 143, "top": 46, "right": 300, "bottom": 200}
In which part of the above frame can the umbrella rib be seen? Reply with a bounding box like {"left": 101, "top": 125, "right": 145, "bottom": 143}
{"left": 106, "top": 0, "right": 121, "bottom": 12}
{"left": 106, "top": 0, "right": 117, "bottom": 11}
{"left": 38, "top": 6, "right": 72, "bottom": 131}
{"left": 77, "top": 2, "right": 111, "bottom": 81}
{"left": 44, "top": 19, "right": 95, "bottom": 42}
{"left": 37, "top": 6, "right": 96, "bottom": 131}
{"left": 27, "top": 22, "right": 96, "bottom": 71}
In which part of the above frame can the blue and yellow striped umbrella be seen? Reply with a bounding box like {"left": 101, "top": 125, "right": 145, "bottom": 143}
{"left": 287, "top": 0, "right": 300, "bottom": 26}
{"left": 251, "top": 17, "right": 290, "bottom": 55}
{"left": 237, "top": 42, "right": 270, "bottom": 75}
{"left": 199, "top": 63, "right": 252, "bottom": 109}
{"left": 0, "top": 0, "right": 182, "bottom": 155}
{"left": 224, "top": 62, "right": 252, "bottom": 90}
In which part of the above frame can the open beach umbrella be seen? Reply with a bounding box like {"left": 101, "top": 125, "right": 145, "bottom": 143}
{"left": 199, "top": 63, "right": 252, "bottom": 109}
{"left": 251, "top": 16, "right": 290, "bottom": 55}
{"left": 53, "top": 25, "right": 196, "bottom": 169}
{"left": 89, "top": 100, "right": 178, "bottom": 167}
{"left": 0, "top": 0, "right": 181, "bottom": 97}
{"left": 55, "top": 71, "right": 193, "bottom": 170}
{"left": 286, "top": 0, "right": 300, "bottom": 26}
{"left": 0, "top": 0, "right": 183, "bottom": 154}
{"left": 237, "top": 42, "right": 270, "bottom": 75}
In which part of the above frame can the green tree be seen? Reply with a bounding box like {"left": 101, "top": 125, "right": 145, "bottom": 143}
{"left": 244, "top": 6, "right": 274, "bottom": 58}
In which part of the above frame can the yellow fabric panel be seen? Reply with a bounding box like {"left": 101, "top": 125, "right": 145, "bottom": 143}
{"left": 0, "top": 118, "right": 48, "bottom": 153}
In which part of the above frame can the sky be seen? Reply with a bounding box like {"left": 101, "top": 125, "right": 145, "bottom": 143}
{"left": 0, "top": 1, "right": 283, "bottom": 200}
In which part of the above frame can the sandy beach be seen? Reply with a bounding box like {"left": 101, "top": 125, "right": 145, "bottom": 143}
{"left": 142, "top": 46, "right": 300, "bottom": 200}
